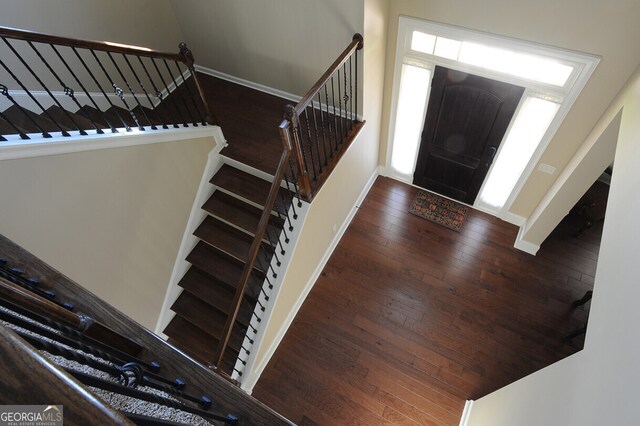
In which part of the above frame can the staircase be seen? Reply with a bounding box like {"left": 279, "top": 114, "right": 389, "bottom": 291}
{"left": 1, "top": 25, "right": 364, "bottom": 390}
{"left": 164, "top": 162, "right": 293, "bottom": 377}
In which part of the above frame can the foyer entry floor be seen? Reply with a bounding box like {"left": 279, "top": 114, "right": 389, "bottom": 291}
{"left": 252, "top": 177, "right": 598, "bottom": 425}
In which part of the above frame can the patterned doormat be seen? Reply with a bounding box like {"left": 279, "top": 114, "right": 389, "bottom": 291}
{"left": 408, "top": 190, "right": 469, "bottom": 232}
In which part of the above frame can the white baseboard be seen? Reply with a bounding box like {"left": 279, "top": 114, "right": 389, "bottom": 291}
{"left": 459, "top": 400, "right": 474, "bottom": 426}
{"left": 514, "top": 224, "right": 540, "bottom": 255}
{"left": 499, "top": 211, "right": 527, "bottom": 226}
{"left": 0, "top": 125, "right": 218, "bottom": 161}
{"left": 194, "top": 65, "right": 301, "bottom": 103}
{"left": 241, "top": 166, "right": 380, "bottom": 393}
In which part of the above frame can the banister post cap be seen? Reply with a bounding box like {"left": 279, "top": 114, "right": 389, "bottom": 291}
{"left": 353, "top": 33, "right": 364, "bottom": 50}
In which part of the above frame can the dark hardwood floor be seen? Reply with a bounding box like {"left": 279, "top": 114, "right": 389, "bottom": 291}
{"left": 253, "top": 177, "right": 599, "bottom": 425}
{"left": 199, "top": 73, "right": 290, "bottom": 175}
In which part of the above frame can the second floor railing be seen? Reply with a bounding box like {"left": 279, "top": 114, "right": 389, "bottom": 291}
{"left": 285, "top": 33, "right": 365, "bottom": 202}
{"left": 0, "top": 26, "right": 214, "bottom": 141}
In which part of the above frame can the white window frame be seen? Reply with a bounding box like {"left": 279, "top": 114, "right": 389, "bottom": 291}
{"left": 385, "top": 16, "right": 600, "bottom": 222}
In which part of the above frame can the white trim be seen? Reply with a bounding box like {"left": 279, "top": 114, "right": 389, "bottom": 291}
{"left": 195, "top": 65, "right": 301, "bottom": 103}
{"left": 385, "top": 16, "right": 600, "bottom": 221}
{"left": 154, "top": 128, "right": 227, "bottom": 337}
{"left": 240, "top": 166, "right": 380, "bottom": 393}
{"left": 194, "top": 65, "right": 365, "bottom": 123}
{"left": 234, "top": 199, "right": 310, "bottom": 385}
{"left": 499, "top": 211, "right": 527, "bottom": 227}
{"left": 459, "top": 400, "right": 474, "bottom": 426}
{"left": 221, "top": 156, "right": 275, "bottom": 184}
{"left": 0, "top": 125, "right": 218, "bottom": 161}
{"left": 514, "top": 224, "right": 540, "bottom": 255}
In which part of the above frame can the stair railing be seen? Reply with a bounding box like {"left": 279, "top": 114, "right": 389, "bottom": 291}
{"left": 285, "top": 33, "right": 365, "bottom": 202}
{"left": 212, "top": 121, "right": 296, "bottom": 378}
{"left": 0, "top": 236, "right": 292, "bottom": 424}
{"left": 0, "top": 26, "right": 215, "bottom": 141}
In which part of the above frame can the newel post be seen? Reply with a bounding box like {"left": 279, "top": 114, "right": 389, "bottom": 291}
{"left": 353, "top": 33, "right": 364, "bottom": 50}
{"left": 178, "top": 42, "right": 216, "bottom": 125}
{"left": 285, "top": 105, "right": 313, "bottom": 201}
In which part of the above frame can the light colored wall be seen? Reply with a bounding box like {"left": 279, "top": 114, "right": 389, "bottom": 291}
{"left": 0, "top": 0, "right": 184, "bottom": 51}
{"left": 248, "top": 0, "right": 388, "bottom": 383}
{"left": 378, "top": 0, "right": 640, "bottom": 220}
{"left": 0, "top": 137, "right": 216, "bottom": 329}
{"left": 466, "top": 65, "right": 640, "bottom": 426}
{"left": 170, "top": 0, "right": 364, "bottom": 97}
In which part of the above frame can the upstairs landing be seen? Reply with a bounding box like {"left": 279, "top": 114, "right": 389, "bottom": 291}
{"left": 198, "top": 73, "right": 291, "bottom": 175}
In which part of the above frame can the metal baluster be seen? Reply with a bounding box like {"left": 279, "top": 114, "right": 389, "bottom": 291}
{"left": 323, "top": 84, "right": 335, "bottom": 158}
{"left": 73, "top": 47, "right": 129, "bottom": 131}
{"left": 105, "top": 51, "right": 145, "bottom": 130}
{"left": 0, "top": 89, "right": 29, "bottom": 139}
{"left": 296, "top": 121, "right": 313, "bottom": 182}
{"left": 277, "top": 194, "right": 294, "bottom": 232}
{"left": 0, "top": 297, "right": 160, "bottom": 371}
{"left": 302, "top": 109, "right": 318, "bottom": 179}
{"left": 275, "top": 210, "right": 290, "bottom": 244}
{"left": 136, "top": 56, "right": 168, "bottom": 129}
{"left": 122, "top": 54, "right": 158, "bottom": 130}
{"left": 1, "top": 38, "right": 70, "bottom": 136}
{"left": 282, "top": 174, "right": 299, "bottom": 219}
{"left": 66, "top": 370, "right": 239, "bottom": 424}
{"left": 51, "top": 45, "right": 111, "bottom": 133}
{"left": 349, "top": 55, "right": 354, "bottom": 127}
{"left": 27, "top": 41, "right": 89, "bottom": 135}
{"left": 355, "top": 49, "right": 359, "bottom": 123}
{"left": 287, "top": 159, "right": 303, "bottom": 208}
{"left": 151, "top": 58, "right": 184, "bottom": 127}
{"left": 310, "top": 100, "right": 326, "bottom": 168}
{"left": 330, "top": 76, "right": 339, "bottom": 151}
{"left": 317, "top": 92, "right": 330, "bottom": 163}
{"left": 163, "top": 59, "right": 191, "bottom": 127}
{"left": 0, "top": 77, "right": 50, "bottom": 138}
{"left": 337, "top": 68, "right": 344, "bottom": 141}
{"left": 343, "top": 62, "right": 349, "bottom": 135}
{"left": 173, "top": 61, "right": 203, "bottom": 126}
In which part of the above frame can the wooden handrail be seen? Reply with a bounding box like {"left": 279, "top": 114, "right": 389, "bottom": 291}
{"left": 0, "top": 276, "right": 142, "bottom": 356}
{"left": 293, "top": 33, "right": 363, "bottom": 115}
{"left": 0, "top": 25, "right": 216, "bottom": 127}
{"left": 0, "top": 26, "right": 182, "bottom": 61}
{"left": 213, "top": 121, "right": 293, "bottom": 370}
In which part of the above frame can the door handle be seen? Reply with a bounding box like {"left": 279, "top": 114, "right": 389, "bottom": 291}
{"left": 484, "top": 146, "right": 497, "bottom": 167}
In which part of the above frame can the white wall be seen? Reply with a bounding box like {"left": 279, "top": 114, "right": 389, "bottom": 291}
{"left": 0, "top": 0, "right": 184, "bottom": 51}
{"left": 0, "top": 137, "right": 216, "bottom": 329}
{"left": 466, "top": 65, "right": 640, "bottom": 426}
{"left": 170, "top": 0, "right": 364, "bottom": 97}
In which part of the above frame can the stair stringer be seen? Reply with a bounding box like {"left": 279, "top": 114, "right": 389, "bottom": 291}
{"left": 233, "top": 196, "right": 310, "bottom": 386}
{"left": 154, "top": 128, "right": 228, "bottom": 339}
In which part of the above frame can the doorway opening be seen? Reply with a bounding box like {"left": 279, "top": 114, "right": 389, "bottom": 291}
{"left": 385, "top": 17, "right": 599, "bottom": 222}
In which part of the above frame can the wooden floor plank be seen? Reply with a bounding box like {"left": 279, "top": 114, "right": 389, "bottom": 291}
{"left": 254, "top": 176, "right": 599, "bottom": 424}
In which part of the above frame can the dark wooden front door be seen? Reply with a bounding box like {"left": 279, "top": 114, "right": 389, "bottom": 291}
{"left": 413, "top": 66, "right": 524, "bottom": 204}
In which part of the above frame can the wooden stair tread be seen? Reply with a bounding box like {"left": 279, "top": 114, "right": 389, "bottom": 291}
{"left": 202, "top": 191, "right": 284, "bottom": 245}
{"left": 210, "top": 164, "right": 291, "bottom": 213}
{"left": 105, "top": 105, "right": 139, "bottom": 128}
{"left": 177, "top": 267, "right": 255, "bottom": 327}
{"left": 170, "top": 291, "right": 226, "bottom": 338}
{"left": 170, "top": 292, "right": 247, "bottom": 352}
{"left": 2, "top": 105, "right": 70, "bottom": 133}
{"left": 0, "top": 116, "right": 28, "bottom": 136}
{"left": 164, "top": 317, "right": 240, "bottom": 370}
{"left": 44, "top": 105, "right": 97, "bottom": 131}
{"left": 132, "top": 105, "right": 163, "bottom": 127}
{"left": 77, "top": 105, "right": 111, "bottom": 129}
{"left": 186, "top": 241, "right": 265, "bottom": 293}
{"left": 194, "top": 216, "right": 274, "bottom": 270}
